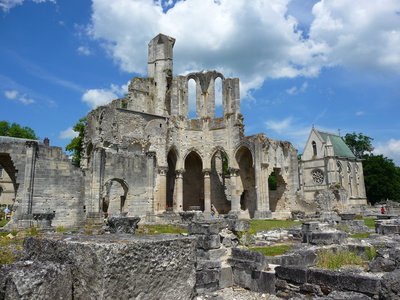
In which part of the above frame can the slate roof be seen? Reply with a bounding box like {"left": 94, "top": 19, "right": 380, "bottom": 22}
{"left": 317, "top": 130, "right": 356, "bottom": 159}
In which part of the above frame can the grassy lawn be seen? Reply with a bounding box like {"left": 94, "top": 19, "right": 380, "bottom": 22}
{"left": 363, "top": 217, "right": 375, "bottom": 229}
{"left": 248, "top": 219, "right": 300, "bottom": 234}
{"left": 249, "top": 244, "right": 292, "bottom": 256}
{"left": 316, "top": 249, "right": 365, "bottom": 270}
{"left": 136, "top": 224, "right": 187, "bottom": 235}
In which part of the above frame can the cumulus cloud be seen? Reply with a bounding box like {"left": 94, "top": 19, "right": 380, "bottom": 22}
{"left": 355, "top": 111, "right": 364, "bottom": 116}
{"left": 82, "top": 83, "right": 128, "bottom": 108}
{"left": 4, "top": 89, "right": 35, "bottom": 104}
{"left": 374, "top": 139, "right": 400, "bottom": 166}
{"left": 0, "top": 0, "right": 55, "bottom": 12}
{"left": 59, "top": 127, "right": 78, "bottom": 139}
{"left": 88, "top": 0, "right": 400, "bottom": 98}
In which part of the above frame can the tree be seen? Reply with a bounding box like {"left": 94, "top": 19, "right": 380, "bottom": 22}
{"left": 0, "top": 121, "right": 38, "bottom": 140}
{"left": 66, "top": 117, "right": 86, "bottom": 166}
{"left": 344, "top": 132, "right": 374, "bottom": 159}
{"left": 362, "top": 155, "right": 400, "bottom": 204}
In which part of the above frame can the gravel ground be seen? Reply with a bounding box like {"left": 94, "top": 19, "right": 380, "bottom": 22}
{"left": 195, "top": 286, "right": 281, "bottom": 300}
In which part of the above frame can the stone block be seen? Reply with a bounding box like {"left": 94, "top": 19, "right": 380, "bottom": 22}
{"left": 219, "top": 265, "right": 233, "bottom": 289}
{"left": 196, "top": 234, "right": 221, "bottom": 250}
{"left": 188, "top": 220, "right": 225, "bottom": 235}
{"left": 229, "top": 248, "right": 267, "bottom": 271}
{"left": 380, "top": 269, "right": 400, "bottom": 300}
{"left": 0, "top": 260, "right": 72, "bottom": 300}
{"left": 197, "top": 248, "right": 227, "bottom": 261}
{"left": 107, "top": 216, "right": 141, "bottom": 233}
{"left": 308, "top": 269, "right": 381, "bottom": 296}
{"left": 275, "top": 266, "right": 308, "bottom": 284}
{"left": 232, "top": 268, "right": 275, "bottom": 294}
{"left": 24, "top": 235, "right": 197, "bottom": 300}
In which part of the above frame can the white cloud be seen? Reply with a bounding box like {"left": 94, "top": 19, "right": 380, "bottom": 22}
{"left": 286, "top": 82, "right": 308, "bottom": 95}
{"left": 0, "top": 0, "right": 54, "bottom": 12}
{"left": 4, "top": 89, "right": 35, "bottom": 105}
{"left": 59, "top": 127, "right": 78, "bottom": 139}
{"left": 77, "top": 46, "right": 91, "bottom": 56}
{"left": 82, "top": 83, "right": 128, "bottom": 108}
{"left": 4, "top": 90, "right": 18, "bottom": 100}
{"left": 87, "top": 0, "right": 400, "bottom": 98}
{"left": 265, "top": 117, "right": 294, "bottom": 134}
{"left": 374, "top": 139, "right": 400, "bottom": 166}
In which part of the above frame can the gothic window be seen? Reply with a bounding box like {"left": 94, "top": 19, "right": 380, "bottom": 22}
{"left": 0, "top": 166, "right": 2, "bottom": 178}
{"left": 312, "top": 169, "right": 324, "bottom": 184}
{"left": 312, "top": 141, "right": 317, "bottom": 157}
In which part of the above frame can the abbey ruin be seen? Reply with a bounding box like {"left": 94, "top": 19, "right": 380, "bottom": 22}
{"left": 0, "top": 34, "right": 367, "bottom": 229}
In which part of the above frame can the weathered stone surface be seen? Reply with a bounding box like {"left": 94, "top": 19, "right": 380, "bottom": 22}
{"left": 219, "top": 265, "right": 233, "bottom": 289}
{"left": 229, "top": 248, "right": 268, "bottom": 271}
{"left": 266, "top": 249, "right": 317, "bottom": 267}
{"left": 275, "top": 266, "right": 308, "bottom": 284}
{"left": 0, "top": 260, "right": 72, "bottom": 300}
{"left": 368, "top": 257, "right": 396, "bottom": 272}
{"left": 307, "top": 269, "right": 381, "bottom": 296}
{"left": 197, "top": 248, "right": 227, "bottom": 261}
{"left": 196, "top": 234, "right": 221, "bottom": 250}
{"left": 106, "top": 216, "right": 140, "bottom": 233}
{"left": 188, "top": 220, "right": 225, "bottom": 235}
{"left": 380, "top": 269, "right": 400, "bottom": 300}
{"left": 232, "top": 268, "right": 275, "bottom": 294}
{"left": 23, "top": 235, "right": 197, "bottom": 300}
{"left": 325, "top": 290, "right": 373, "bottom": 300}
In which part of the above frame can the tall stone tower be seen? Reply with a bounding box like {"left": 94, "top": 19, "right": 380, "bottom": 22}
{"left": 148, "top": 33, "right": 175, "bottom": 116}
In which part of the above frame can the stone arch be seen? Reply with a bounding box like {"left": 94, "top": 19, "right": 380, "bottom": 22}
{"left": 0, "top": 154, "right": 18, "bottom": 199}
{"left": 102, "top": 178, "right": 129, "bottom": 217}
{"left": 268, "top": 168, "right": 287, "bottom": 212}
{"left": 166, "top": 148, "right": 178, "bottom": 210}
{"left": 210, "top": 148, "right": 230, "bottom": 214}
{"left": 233, "top": 141, "right": 255, "bottom": 169}
{"left": 235, "top": 146, "right": 256, "bottom": 218}
{"left": 187, "top": 77, "right": 197, "bottom": 118}
{"left": 312, "top": 141, "right": 317, "bottom": 157}
{"left": 183, "top": 151, "right": 204, "bottom": 211}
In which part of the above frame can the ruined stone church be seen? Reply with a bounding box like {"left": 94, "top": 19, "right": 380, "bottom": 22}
{"left": 0, "top": 34, "right": 367, "bottom": 228}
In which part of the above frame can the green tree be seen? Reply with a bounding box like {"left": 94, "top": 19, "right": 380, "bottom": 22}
{"left": 0, "top": 121, "right": 38, "bottom": 140}
{"left": 66, "top": 117, "right": 86, "bottom": 166}
{"left": 344, "top": 132, "right": 374, "bottom": 158}
{"left": 362, "top": 155, "right": 400, "bottom": 204}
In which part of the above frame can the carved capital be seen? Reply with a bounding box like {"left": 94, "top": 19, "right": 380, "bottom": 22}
{"left": 158, "top": 167, "right": 168, "bottom": 175}
{"left": 202, "top": 168, "right": 211, "bottom": 176}
{"left": 228, "top": 168, "right": 240, "bottom": 176}
{"left": 146, "top": 151, "right": 156, "bottom": 158}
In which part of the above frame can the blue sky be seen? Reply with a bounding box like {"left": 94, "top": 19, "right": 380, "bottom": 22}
{"left": 1, "top": 0, "right": 399, "bottom": 165}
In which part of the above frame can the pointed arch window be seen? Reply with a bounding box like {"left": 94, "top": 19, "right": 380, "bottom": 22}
{"left": 312, "top": 141, "right": 317, "bottom": 157}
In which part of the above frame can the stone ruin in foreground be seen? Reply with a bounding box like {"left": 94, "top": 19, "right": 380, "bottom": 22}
{"left": 0, "top": 34, "right": 367, "bottom": 229}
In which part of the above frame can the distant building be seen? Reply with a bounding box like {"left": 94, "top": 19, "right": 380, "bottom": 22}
{"left": 299, "top": 128, "right": 367, "bottom": 212}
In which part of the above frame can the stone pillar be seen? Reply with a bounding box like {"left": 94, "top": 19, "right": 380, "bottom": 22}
{"left": 155, "top": 166, "right": 168, "bottom": 213}
{"left": 254, "top": 163, "right": 272, "bottom": 219}
{"left": 22, "top": 141, "right": 38, "bottom": 216}
{"left": 203, "top": 169, "right": 211, "bottom": 213}
{"left": 90, "top": 148, "right": 105, "bottom": 215}
{"left": 174, "top": 170, "right": 184, "bottom": 212}
{"left": 230, "top": 168, "right": 241, "bottom": 212}
{"left": 146, "top": 152, "right": 156, "bottom": 213}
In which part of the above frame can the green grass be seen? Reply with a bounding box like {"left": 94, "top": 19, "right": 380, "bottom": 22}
{"left": 364, "top": 218, "right": 375, "bottom": 229}
{"left": 364, "top": 246, "right": 377, "bottom": 261}
{"left": 248, "top": 219, "right": 299, "bottom": 234}
{"left": 316, "top": 249, "right": 365, "bottom": 270}
{"left": 249, "top": 244, "right": 292, "bottom": 256}
{"left": 0, "top": 235, "right": 23, "bottom": 265}
{"left": 55, "top": 226, "right": 67, "bottom": 234}
{"left": 136, "top": 224, "right": 187, "bottom": 235}
{"left": 0, "top": 219, "right": 9, "bottom": 227}
{"left": 350, "top": 232, "right": 371, "bottom": 239}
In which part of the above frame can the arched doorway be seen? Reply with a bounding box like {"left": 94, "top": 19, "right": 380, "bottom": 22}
{"left": 0, "top": 154, "right": 18, "bottom": 206}
{"left": 268, "top": 168, "right": 287, "bottom": 212}
{"left": 210, "top": 150, "right": 230, "bottom": 214}
{"left": 235, "top": 146, "right": 256, "bottom": 218}
{"left": 183, "top": 151, "right": 203, "bottom": 211}
{"left": 102, "top": 179, "right": 128, "bottom": 217}
{"left": 166, "top": 149, "right": 177, "bottom": 210}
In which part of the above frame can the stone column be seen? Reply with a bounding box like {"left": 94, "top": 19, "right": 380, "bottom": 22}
{"left": 155, "top": 166, "right": 168, "bottom": 213}
{"left": 174, "top": 170, "right": 184, "bottom": 212}
{"left": 229, "top": 168, "right": 241, "bottom": 212}
{"left": 23, "top": 141, "right": 38, "bottom": 216}
{"left": 254, "top": 163, "right": 272, "bottom": 219}
{"left": 203, "top": 169, "right": 211, "bottom": 213}
{"left": 146, "top": 152, "right": 156, "bottom": 214}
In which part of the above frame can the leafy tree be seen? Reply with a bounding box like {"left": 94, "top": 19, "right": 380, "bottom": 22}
{"left": 362, "top": 155, "right": 400, "bottom": 204}
{"left": 344, "top": 132, "right": 374, "bottom": 158}
{"left": 66, "top": 117, "right": 86, "bottom": 166}
{"left": 0, "top": 121, "right": 38, "bottom": 140}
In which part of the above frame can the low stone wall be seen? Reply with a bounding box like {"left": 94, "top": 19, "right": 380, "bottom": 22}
{"left": 2, "top": 234, "right": 197, "bottom": 300}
